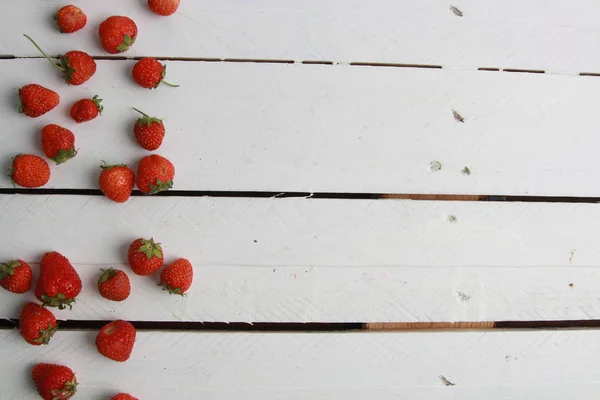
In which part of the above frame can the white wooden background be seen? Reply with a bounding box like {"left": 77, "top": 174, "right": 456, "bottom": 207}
{"left": 2, "top": 1, "right": 599, "bottom": 399}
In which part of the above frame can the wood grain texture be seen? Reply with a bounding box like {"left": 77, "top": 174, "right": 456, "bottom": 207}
{"left": 5, "top": 1, "right": 600, "bottom": 72}
{"left": 1, "top": 195, "right": 599, "bottom": 322}
{"left": 3, "top": 59, "right": 600, "bottom": 195}
{"left": 3, "top": 329, "right": 600, "bottom": 399}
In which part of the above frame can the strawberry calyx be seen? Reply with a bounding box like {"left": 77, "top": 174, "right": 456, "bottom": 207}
{"left": 59, "top": 55, "right": 79, "bottom": 84}
{"left": 98, "top": 268, "right": 118, "bottom": 284}
{"left": 0, "top": 260, "right": 21, "bottom": 280}
{"left": 158, "top": 281, "right": 186, "bottom": 296}
{"left": 32, "top": 321, "right": 58, "bottom": 345}
{"left": 136, "top": 238, "right": 163, "bottom": 260}
{"left": 92, "top": 95, "right": 104, "bottom": 114}
{"left": 51, "top": 147, "right": 77, "bottom": 165}
{"left": 116, "top": 34, "right": 136, "bottom": 53}
{"left": 133, "top": 108, "right": 163, "bottom": 126}
{"left": 50, "top": 376, "right": 78, "bottom": 398}
{"left": 148, "top": 178, "right": 173, "bottom": 194}
{"left": 100, "top": 161, "right": 129, "bottom": 171}
{"left": 159, "top": 65, "right": 179, "bottom": 88}
{"left": 41, "top": 293, "right": 76, "bottom": 310}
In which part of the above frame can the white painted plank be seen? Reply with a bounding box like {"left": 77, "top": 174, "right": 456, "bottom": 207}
{"left": 3, "top": 329, "right": 600, "bottom": 399}
{"left": 5, "top": 0, "right": 600, "bottom": 72}
{"left": 3, "top": 59, "right": 600, "bottom": 196}
{"left": 1, "top": 195, "right": 600, "bottom": 322}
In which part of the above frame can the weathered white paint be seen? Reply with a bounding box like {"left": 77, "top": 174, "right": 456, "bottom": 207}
{"left": 3, "top": 59, "right": 600, "bottom": 195}
{"left": 1, "top": 195, "right": 599, "bottom": 322}
{"left": 2, "top": 329, "right": 600, "bottom": 399}
{"left": 5, "top": 1, "right": 600, "bottom": 72}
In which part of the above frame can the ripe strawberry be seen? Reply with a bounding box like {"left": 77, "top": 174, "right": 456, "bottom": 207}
{"left": 19, "top": 84, "right": 59, "bottom": 117}
{"left": 35, "top": 252, "right": 82, "bottom": 310}
{"left": 136, "top": 154, "right": 175, "bottom": 194}
{"left": 41, "top": 124, "right": 77, "bottom": 165}
{"left": 70, "top": 95, "right": 103, "bottom": 123}
{"left": 96, "top": 320, "right": 136, "bottom": 362}
{"left": 98, "top": 268, "right": 131, "bottom": 301}
{"left": 99, "top": 163, "right": 135, "bottom": 203}
{"left": 132, "top": 58, "right": 179, "bottom": 89}
{"left": 99, "top": 16, "right": 137, "bottom": 54}
{"left": 0, "top": 259, "right": 32, "bottom": 294}
{"left": 148, "top": 0, "right": 180, "bottom": 16}
{"left": 19, "top": 302, "right": 57, "bottom": 346}
{"left": 10, "top": 154, "right": 51, "bottom": 188}
{"left": 128, "top": 238, "right": 163, "bottom": 276}
{"left": 159, "top": 258, "right": 193, "bottom": 295}
{"left": 32, "top": 363, "right": 77, "bottom": 400}
{"left": 112, "top": 394, "right": 139, "bottom": 400}
{"left": 23, "top": 35, "right": 96, "bottom": 85}
{"left": 133, "top": 108, "right": 165, "bottom": 150}
{"left": 54, "top": 5, "right": 87, "bottom": 33}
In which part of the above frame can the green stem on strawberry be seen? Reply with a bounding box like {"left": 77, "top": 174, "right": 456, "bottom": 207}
{"left": 162, "top": 80, "right": 179, "bottom": 88}
{"left": 133, "top": 107, "right": 150, "bottom": 118}
{"left": 22, "top": 34, "right": 64, "bottom": 72}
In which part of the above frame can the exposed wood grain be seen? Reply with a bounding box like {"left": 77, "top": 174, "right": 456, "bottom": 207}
{"left": 3, "top": 60, "right": 600, "bottom": 195}
{"left": 5, "top": 1, "right": 600, "bottom": 72}
{"left": 3, "top": 329, "right": 600, "bottom": 399}
{"left": 1, "top": 195, "right": 599, "bottom": 322}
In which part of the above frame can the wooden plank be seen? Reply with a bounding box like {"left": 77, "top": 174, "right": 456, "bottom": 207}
{"left": 3, "top": 59, "right": 600, "bottom": 196}
{"left": 5, "top": 1, "right": 600, "bottom": 72}
{"left": 1, "top": 195, "right": 600, "bottom": 322}
{"left": 3, "top": 329, "right": 600, "bottom": 399}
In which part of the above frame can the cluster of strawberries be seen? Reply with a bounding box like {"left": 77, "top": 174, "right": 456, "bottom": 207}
{"left": 12, "top": 0, "right": 180, "bottom": 203}
{"left": 3, "top": 1, "right": 192, "bottom": 399}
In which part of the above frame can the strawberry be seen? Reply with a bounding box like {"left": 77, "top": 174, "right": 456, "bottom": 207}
{"left": 159, "top": 258, "right": 193, "bottom": 295}
{"left": 96, "top": 320, "right": 136, "bottom": 362}
{"left": 19, "top": 84, "right": 59, "bottom": 117}
{"left": 128, "top": 238, "right": 163, "bottom": 276}
{"left": 112, "top": 394, "right": 139, "bottom": 400}
{"left": 0, "top": 259, "right": 32, "bottom": 294}
{"left": 54, "top": 5, "right": 87, "bottom": 33}
{"left": 132, "top": 58, "right": 179, "bottom": 89}
{"left": 99, "top": 163, "right": 135, "bottom": 203}
{"left": 41, "top": 124, "right": 77, "bottom": 165}
{"left": 136, "top": 154, "right": 175, "bottom": 194}
{"left": 99, "top": 16, "right": 137, "bottom": 54}
{"left": 148, "top": 0, "right": 180, "bottom": 16}
{"left": 35, "top": 251, "right": 82, "bottom": 310}
{"left": 70, "top": 95, "right": 103, "bottom": 123}
{"left": 133, "top": 108, "right": 165, "bottom": 150}
{"left": 98, "top": 268, "right": 131, "bottom": 301}
{"left": 19, "top": 302, "right": 57, "bottom": 345}
{"left": 23, "top": 35, "right": 96, "bottom": 85}
{"left": 10, "top": 154, "right": 50, "bottom": 188}
{"left": 32, "top": 363, "right": 77, "bottom": 400}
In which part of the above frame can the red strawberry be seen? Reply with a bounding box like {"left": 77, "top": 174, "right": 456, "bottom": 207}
{"left": 148, "top": 0, "right": 180, "bottom": 16}
{"left": 54, "top": 5, "right": 87, "bottom": 33}
{"left": 99, "top": 16, "right": 137, "bottom": 54}
{"left": 112, "top": 394, "right": 139, "bottom": 400}
{"left": 35, "top": 252, "right": 82, "bottom": 310}
{"left": 10, "top": 154, "right": 51, "bottom": 188}
{"left": 0, "top": 259, "right": 32, "bottom": 294}
{"left": 128, "top": 238, "right": 163, "bottom": 276}
{"left": 23, "top": 35, "right": 96, "bottom": 85}
{"left": 19, "top": 302, "right": 57, "bottom": 346}
{"left": 19, "top": 84, "right": 59, "bottom": 117}
{"left": 41, "top": 124, "right": 77, "bottom": 165}
{"left": 159, "top": 258, "right": 193, "bottom": 295}
{"left": 70, "top": 95, "right": 103, "bottom": 123}
{"left": 132, "top": 58, "right": 179, "bottom": 89}
{"left": 98, "top": 268, "right": 131, "bottom": 301}
{"left": 133, "top": 108, "right": 165, "bottom": 150}
{"left": 136, "top": 154, "right": 175, "bottom": 194}
{"left": 99, "top": 163, "right": 135, "bottom": 203}
{"left": 32, "top": 363, "right": 77, "bottom": 400}
{"left": 96, "top": 320, "right": 136, "bottom": 362}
